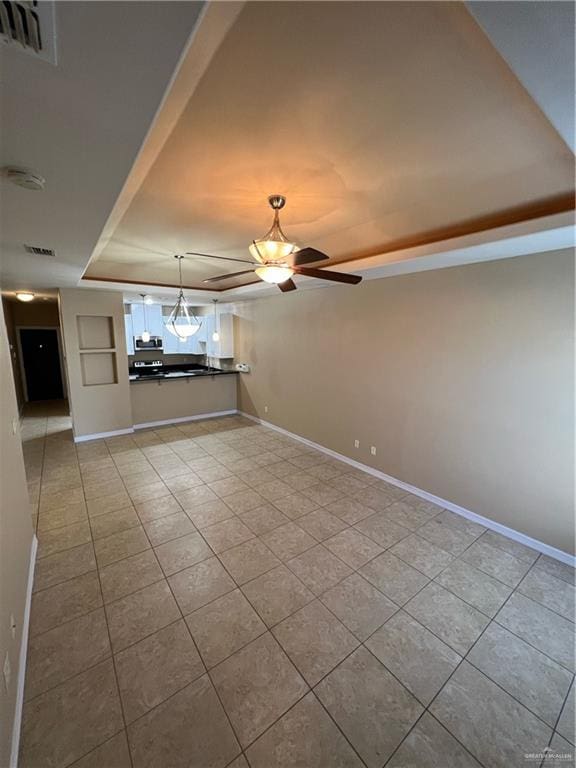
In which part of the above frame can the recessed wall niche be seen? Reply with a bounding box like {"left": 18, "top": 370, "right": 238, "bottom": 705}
{"left": 77, "top": 314, "right": 118, "bottom": 385}
{"left": 77, "top": 315, "right": 114, "bottom": 350}
{"left": 80, "top": 352, "right": 118, "bottom": 386}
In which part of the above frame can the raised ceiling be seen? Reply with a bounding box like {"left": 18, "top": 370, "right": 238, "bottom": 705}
{"left": 84, "top": 1, "right": 574, "bottom": 291}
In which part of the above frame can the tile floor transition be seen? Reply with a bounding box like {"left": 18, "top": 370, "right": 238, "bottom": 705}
{"left": 17, "top": 401, "right": 575, "bottom": 768}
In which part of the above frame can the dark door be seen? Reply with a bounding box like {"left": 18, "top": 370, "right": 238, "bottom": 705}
{"left": 20, "top": 329, "right": 64, "bottom": 401}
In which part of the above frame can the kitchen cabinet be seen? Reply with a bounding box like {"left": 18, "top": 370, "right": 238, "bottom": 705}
{"left": 205, "top": 313, "right": 234, "bottom": 358}
{"left": 131, "top": 303, "right": 163, "bottom": 339}
{"left": 124, "top": 312, "right": 134, "bottom": 354}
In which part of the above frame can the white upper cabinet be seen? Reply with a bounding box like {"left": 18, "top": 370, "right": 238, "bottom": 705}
{"left": 205, "top": 313, "right": 234, "bottom": 358}
{"left": 127, "top": 303, "right": 233, "bottom": 357}
{"left": 124, "top": 311, "right": 134, "bottom": 355}
{"left": 130, "top": 303, "right": 163, "bottom": 339}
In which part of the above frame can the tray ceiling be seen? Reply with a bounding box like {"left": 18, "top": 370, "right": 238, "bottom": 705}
{"left": 84, "top": 1, "right": 574, "bottom": 291}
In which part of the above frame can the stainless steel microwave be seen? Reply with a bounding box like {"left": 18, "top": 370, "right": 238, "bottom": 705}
{"left": 134, "top": 336, "right": 163, "bottom": 350}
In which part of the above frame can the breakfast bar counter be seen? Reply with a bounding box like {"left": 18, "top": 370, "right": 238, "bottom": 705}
{"left": 130, "top": 370, "right": 238, "bottom": 426}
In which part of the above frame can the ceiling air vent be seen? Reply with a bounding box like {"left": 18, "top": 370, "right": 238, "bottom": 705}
{"left": 24, "top": 244, "right": 55, "bottom": 257}
{"left": 0, "top": 1, "right": 56, "bottom": 64}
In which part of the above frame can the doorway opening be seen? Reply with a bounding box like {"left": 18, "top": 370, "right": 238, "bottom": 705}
{"left": 18, "top": 327, "right": 65, "bottom": 401}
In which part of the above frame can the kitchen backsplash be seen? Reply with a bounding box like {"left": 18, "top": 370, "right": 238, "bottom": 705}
{"left": 128, "top": 351, "right": 236, "bottom": 371}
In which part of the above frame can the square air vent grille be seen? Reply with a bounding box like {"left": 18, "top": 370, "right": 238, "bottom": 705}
{"left": 0, "top": 1, "right": 56, "bottom": 64}
{"left": 24, "top": 244, "right": 55, "bottom": 257}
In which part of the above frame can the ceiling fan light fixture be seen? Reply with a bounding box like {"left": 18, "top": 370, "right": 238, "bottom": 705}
{"left": 248, "top": 194, "right": 298, "bottom": 264}
{"left": 255, "top": 265, "right": 294, "bottom": 284}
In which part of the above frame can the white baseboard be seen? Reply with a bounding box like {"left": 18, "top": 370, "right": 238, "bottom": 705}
{"left": 74, "top": 411, "right": 240, "bottom": 442}
{"left": 134, "top": 410, "right": 238, "bottom": 430}
{"left": 74, "top": 427, "right": 134, "bottom": 443}
{"left": 239, "top": 411, "right": 575, "bottom": 567}
{"left": 10, "top": 534, "right": 37, "bottom": 768}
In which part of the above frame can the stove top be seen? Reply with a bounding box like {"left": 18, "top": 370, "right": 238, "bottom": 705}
{"left": 133, "top": 360, "right": 163, "bottom": 368}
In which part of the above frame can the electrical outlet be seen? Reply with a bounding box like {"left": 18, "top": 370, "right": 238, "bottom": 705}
{"left": 10, "top": 614, "right": 16, "bottom": 640}
{"left": 370, "top": 446, "right": 377, "bottom": 456}
{"left": 354, "top": 439, "right": 360, "bottom": 449}
{"left": 3, "top": 652, "right": 10, "bottom": 693}
{"left": 264, "top": 405, "right": 268, "bottom": 414}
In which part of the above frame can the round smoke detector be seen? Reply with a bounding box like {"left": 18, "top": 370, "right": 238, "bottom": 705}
{"left": 4, "top": 167, "right": 46, "bottom": 191}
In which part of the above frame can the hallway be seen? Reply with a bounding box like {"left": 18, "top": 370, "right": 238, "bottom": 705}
{"left": 19, "top": 404, "right": 575, "bottom": 768}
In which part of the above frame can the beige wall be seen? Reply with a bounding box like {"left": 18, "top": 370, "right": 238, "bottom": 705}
{"left": 0, "top": 302, "right": 35, "bottom": 766}
{"left": 59, "top": 289, "right": 132, "bottom": 439}
{"left": 130, "top": 375, "right": 237, "bottom": 426}
{"left": 234, "top": 249, "right": 575, "bottom": 554}
{"left": 7, "top": 300, "right": 60, "bottom": 328}
{"left": 2, "top": 299, "right": 24, "bottom": 410}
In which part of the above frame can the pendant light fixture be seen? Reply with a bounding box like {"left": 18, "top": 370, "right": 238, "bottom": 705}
{"left": 140, "top": 294, "right": 151, "bottom": 343}
{"left": 166, "top": 255, "right": 202, "bottom": 340}
{"left": 211, "top": 299, "right": 220, "bottom": 342}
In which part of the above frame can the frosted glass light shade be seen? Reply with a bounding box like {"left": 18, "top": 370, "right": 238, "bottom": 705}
{"left": 166, "top": 321, "right": 201, "bottom": 339}
{"left": 249, "top": 239, "right": 296, "bottom": 263}
{"left": 165, "top": 292, "right": 201, "bottom": 339}
{"left": 255, "top": 265, "right": 294, "bottom": 284}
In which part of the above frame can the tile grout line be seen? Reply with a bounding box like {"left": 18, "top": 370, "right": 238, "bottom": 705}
{"left": 82, "top": 443, "right": 135, "bottom": 768}
{"left": 23, "top": 412, "right": 575, "bottom": 767}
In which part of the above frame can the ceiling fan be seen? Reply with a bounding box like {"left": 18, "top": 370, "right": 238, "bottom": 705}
{"left": 187, "top": 195, "right": 362, "bottom": 293}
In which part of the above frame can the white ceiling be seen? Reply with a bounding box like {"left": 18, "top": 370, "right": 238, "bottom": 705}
{"left": 0, "top": 1, "right": 204, "bottom": 291}
{"left": 468, "top": 0, "right": 575, "bottom": 152}
{"left": 84, "top": 0, "right": 573, "bottom": 293}
{"left": 1, "top": 0, "right": 573, "bottom": 305}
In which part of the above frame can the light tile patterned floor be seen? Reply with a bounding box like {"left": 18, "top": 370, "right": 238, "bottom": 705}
{"left": 19, "top": 401, "right": 575, "bottom": 768}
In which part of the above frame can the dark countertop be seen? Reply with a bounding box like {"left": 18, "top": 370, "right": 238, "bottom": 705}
{"left": 129, "top": 364, "right": 237, "bottom": 383}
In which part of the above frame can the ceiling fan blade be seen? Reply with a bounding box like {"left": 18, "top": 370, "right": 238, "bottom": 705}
{"left": 293, "top": 266, "right": 362, "bottom": 284}
{"left": 187, "top": 251, "right": 257, "bottom": 265}
{"left": 288, "top": 247, "right": 329, "bottom": 267}
{"left": 278, "top": 278, "right": 297, "bottom": 292}
{"left": 203, "top": 270, "right": 256, "bottom": 283}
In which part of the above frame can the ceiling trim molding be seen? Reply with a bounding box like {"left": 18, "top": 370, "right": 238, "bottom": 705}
{"left": 80, "top": 211, "right": 574, "bottom": 305}
{"left": 328, "top": 191, "right": 574, "bottom": 267}
{"left": 80, "top": 274, "right": 258, "bottom": 292}
{"left": 81, "top": 196, "right": 574, "bottom": 293}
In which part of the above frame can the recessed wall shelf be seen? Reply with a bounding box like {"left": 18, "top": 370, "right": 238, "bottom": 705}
{"left": 80, "top": 351, "right": 118, "bottom": 386}
{"left": 77, "top": 315, "right": 114, "bottom": 350}
{"left": 77, "top": 314, "right": 118, "bottom": 385}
